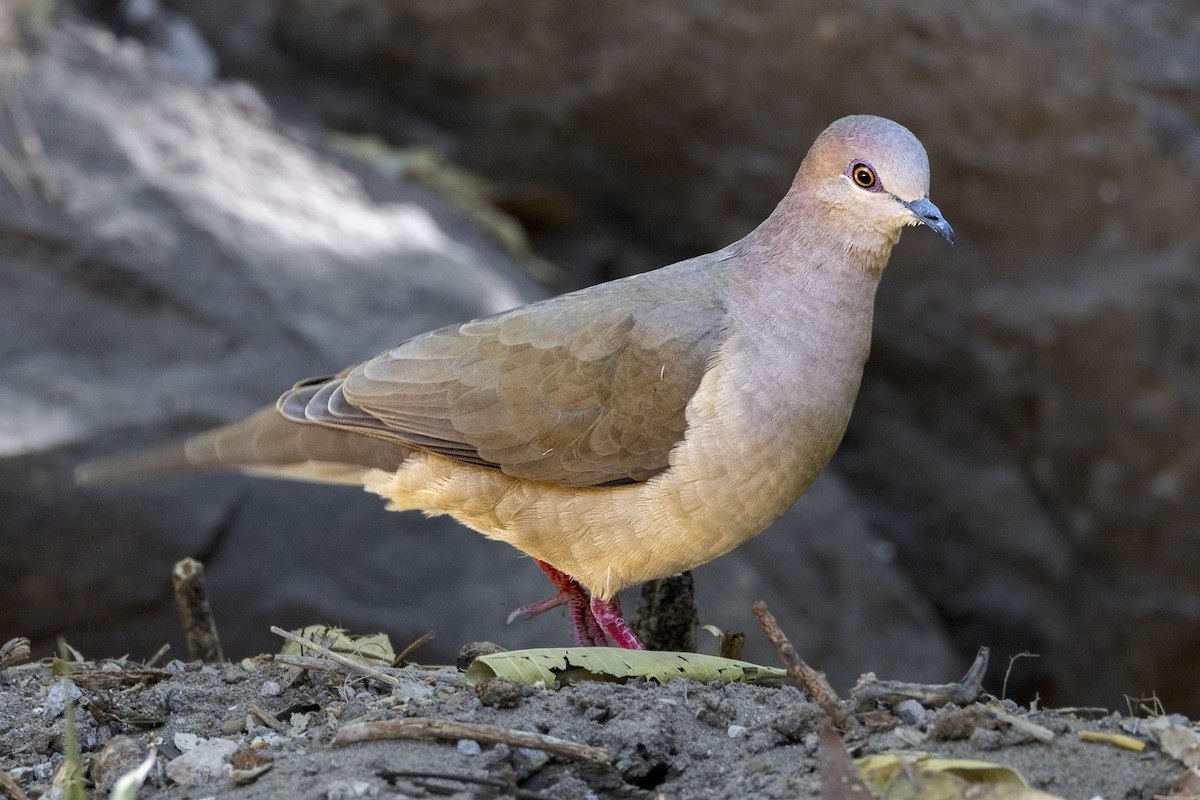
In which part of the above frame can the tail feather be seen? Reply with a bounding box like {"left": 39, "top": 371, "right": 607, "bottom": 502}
{"left": 76, "top": 405, "right": 414, "bottom": 486}
{"left": 74, "top": 439, "right": 197, "bottom": 485}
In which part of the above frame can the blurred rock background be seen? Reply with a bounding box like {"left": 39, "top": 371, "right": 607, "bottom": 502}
{"left": 1, "top": 1, "right": 1197, "bottom": 712}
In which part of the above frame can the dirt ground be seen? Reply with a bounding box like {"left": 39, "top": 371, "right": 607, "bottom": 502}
{"left": 0, "top": 632, "right": 1194, "bottom": 800}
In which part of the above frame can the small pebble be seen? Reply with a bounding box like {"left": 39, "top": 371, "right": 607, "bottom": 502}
{"left": 230, "top": 747, "right": 273, "bottom": 771}
{"left": 43, "top": 680, "right": 81, "bottom": 718}
{"left": 456, "top": 739, "right": 482, "bottom": 755}
{"left": 931, "top": 707, "right": 979, "bottom": 740}
{"left": 476, "top": 678, "right": 526, "bottom": 709}
{"left": 165, "top": 738, "right": 238, "bottom": 786}
{"left": 895, "top": 699, "right": 927, "bottom": 725}
{"left": 727, "top": 724, "right": 748, "bottom": 738}
{"left": 91, "top": 735, "right": 146, "bottom": 793}
{"left": 968, "top": 727, "right": 1006, "bottom": 751}
{"left": 395, "top": 680, "right": 436, "bottom": 704}
{"left": 326, "top": 779, "right": 375, "bottom": 799}
{"left": 259, "top": 680, "right": 282, "bottom": 697}
{"left": 221, "top": 665, "right": 247, "bottom": 684}
{"left": 174, "top": 732, "right": 202, "bottom": 752}
{"left": 515, "top": 747, "right": 550, "bottom": 769}
{"left": 456, "top": 641, "right": 506, "bottom": 671}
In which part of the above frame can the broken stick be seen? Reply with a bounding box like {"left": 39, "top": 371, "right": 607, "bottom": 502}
{"left": 849, "top": 646, "right": 990, "bottom": 711}
{"left": 752, "top": 601, "right": 861, "bottom": 733}
{"left": 332, "top": 717, "right": 610, "bottom": 764}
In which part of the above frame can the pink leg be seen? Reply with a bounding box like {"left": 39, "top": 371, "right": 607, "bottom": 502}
{"left": 507, "top": 561, "right": 607, "bottom": 646}
{"left": 590, "top": 595, "right": 644, "bottom": 650}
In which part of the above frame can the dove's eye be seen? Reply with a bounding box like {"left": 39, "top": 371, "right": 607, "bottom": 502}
{"left": 850, "top": 162, "right": 878, "bottom": 190}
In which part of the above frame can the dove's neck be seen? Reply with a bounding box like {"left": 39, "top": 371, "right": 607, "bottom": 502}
{"left": 739, "top": 185, "right": 898, "bottom": 278}
{"left": 700, "top": 182, "right": 890, "bottom": 491}
{"left": 721, "top": 187, "right": 891, "bottom": 333}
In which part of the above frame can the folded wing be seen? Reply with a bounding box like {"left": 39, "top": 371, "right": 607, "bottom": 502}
{"left": 280, "top": 269, "right": 727, "bottom": 487}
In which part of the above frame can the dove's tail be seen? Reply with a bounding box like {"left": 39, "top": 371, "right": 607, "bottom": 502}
{"left": 76, "top": 405, "right": 413, "bottom": 487}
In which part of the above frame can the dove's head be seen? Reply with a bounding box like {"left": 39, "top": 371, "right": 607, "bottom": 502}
{"left": 799, "top": 115, "right": 954, "bottom": 247}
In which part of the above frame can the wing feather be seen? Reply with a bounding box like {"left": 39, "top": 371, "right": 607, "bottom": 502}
{"left": 279, "top": 262, "right": 728, "bottom": 487}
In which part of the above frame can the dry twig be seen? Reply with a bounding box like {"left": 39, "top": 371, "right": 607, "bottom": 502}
{"left": 143, "top": 643, "right": 170, "bottom": 669}
{"left": 0, "top": 768, "right": 30, "bottom": 800}
{"left": 173, "top": 558, "right": 224, "bottom": 663}
{"left": 63, "top": 666, "right": 171, "bottom": 692}
{"left": 392, "top": 631, "right": 436, "bottom": 667}
{"left": 333, "top": 717, "right": 610, "bottom": 764}
{"left": 1079, "top": 730, "right": 1145, "bottom": 751}
{"left": 752, "top": 601, "right": 861, "bottom": 732}
{"left": 850, "top": 646, "right": 989, "bottom": 711}
{"left": 1002, "top": 651, "right": 1039, "bottom": 700}
{"left": 379, "top": 769, "right": 555, "bottom": 800}
{"left": 250, "top": 703, "right": 286, "bottom": 732}
{"left": 988, "top": 706, "right": 1055, "bottom": 743}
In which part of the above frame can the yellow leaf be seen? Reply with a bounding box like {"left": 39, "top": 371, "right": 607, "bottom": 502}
{"left": 855, "top": 752, "right": 1065, "bottom": 800}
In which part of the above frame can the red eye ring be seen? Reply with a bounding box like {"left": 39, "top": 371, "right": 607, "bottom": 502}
{"left": 850, "top": 162, "right": 878, "bottom": 189}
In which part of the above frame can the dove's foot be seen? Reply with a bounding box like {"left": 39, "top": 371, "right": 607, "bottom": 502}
{"left": 590, "top": 595, "right": 644, "bottom": 650}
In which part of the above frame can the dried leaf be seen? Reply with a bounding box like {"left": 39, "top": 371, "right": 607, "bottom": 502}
{"left": 818, "top": 726, "right": 873, "bottom": 800}
{"left": 855, "top": 752, "right": 1065, "bottom": 800}
{"left": 1162, "top": 765, "right": 1200, "bottom": 798}
{"left": 464, "top": 647, "right": 785, "bottom": 689}
{"left": 280, "top": 626, "right": 394, "bottom": 665}
{"left": 1143, "top": 718, "right": 1200, "bottom": 768}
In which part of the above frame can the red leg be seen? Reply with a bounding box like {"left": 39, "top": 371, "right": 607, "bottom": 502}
{"left": 590, "top": 595, "right": 644, "bottom": 650}
{"left": 507, "top": 560, "right": 607, "bottom": 646}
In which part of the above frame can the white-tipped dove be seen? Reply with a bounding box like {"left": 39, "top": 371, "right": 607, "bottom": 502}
{"left": 79, "top": 115, "right": 954, "bottom": 649}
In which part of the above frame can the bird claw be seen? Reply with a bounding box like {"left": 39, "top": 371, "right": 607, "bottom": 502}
{"left": 508, "top": 561, "right": 643, "bottom": 648}
{"left": 505, "top": 593, "right": 569, "bottom": 624}
{"left": 508, "top": 587, "right": 609, "bottom": 647}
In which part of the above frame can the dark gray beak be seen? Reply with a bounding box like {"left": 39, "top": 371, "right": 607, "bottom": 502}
{"left": 902, "top": 197, "right": 955, "bottom": 244}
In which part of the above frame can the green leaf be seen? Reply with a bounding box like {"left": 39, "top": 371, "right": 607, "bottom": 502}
{"left": 465, "top": 647, "right": 786, "bottom": 689}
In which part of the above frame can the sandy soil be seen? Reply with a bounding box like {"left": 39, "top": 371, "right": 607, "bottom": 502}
{"left": 0, "top": 639, "right": 1190, "bottom": 800}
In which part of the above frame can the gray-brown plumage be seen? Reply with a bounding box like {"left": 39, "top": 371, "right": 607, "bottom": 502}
{"left": 79, "top": 115, "right": 954, "bottom": 649}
